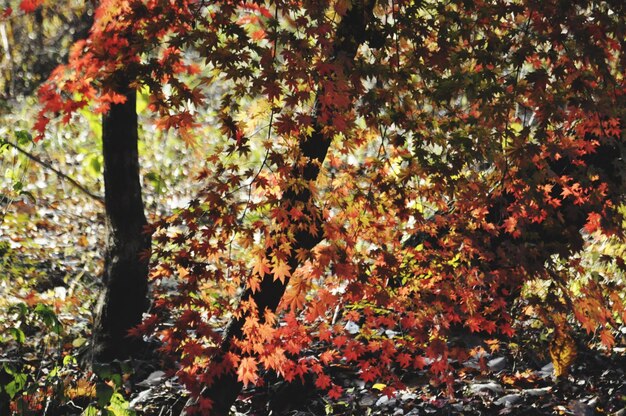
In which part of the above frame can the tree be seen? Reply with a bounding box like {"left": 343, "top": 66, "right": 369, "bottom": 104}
{"left": 37, "top": 0, "right": 626, "bottom": 414}
{"left": 28, "top": 0, "right": 228, "bottom": 365}
{"left": 91, "top": 80, "right": 151, "bottom": 361}
{"left": 3, "top": 0, "right": 150, "bottom": 362}
{"left": 33, "top": 0, "right": 162, "bottom": 361}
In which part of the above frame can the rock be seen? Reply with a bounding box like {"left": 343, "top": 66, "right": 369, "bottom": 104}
{"left": 463, "top": 359, "right": 481, "bottom": 370}
{"left": 54, "top": 286, "right": 67, "bottom": 300}
{"left": 376, "top": 395, "right": 390, "bottom": 406}
{"left": 400, "top": 391, "right": 417, "bottom": 401}
{"left": 524, "top": 387, "right": 551, "bottom": 396}
{"left": 538, "top": 362, "right": 554, "bottom": 378}
{"left": 488, "top": 357, "right": 507, "bottom": 372}
{"left": 345, "top": 321, "right": 360, "bottom": 334}
{"left": 568, "top": 400, "right": 597, "bottom": 416}
{"left": 541, "top": 362, "right": 554, "bottom": 371}
{"left": 385, "top": 329, "right": 399, "bottom": 338}
{"left": 129, "top": 388, "right": 153, "bottom": 409}
{"left": 495, "top": 394, "right": 522, "bottom": 406}
{"left": 359, "top": 394, "right": 375, "bottom": 407}
{"left": 393, "top": 409, "right": 404, "bottom": 416}
{"left": 613, "top": 407, "right": 626, "bottom": 416}
{"left": 469, "top": 382, "right": 504, "bottom": 394}
{"left": 136, "top": 370, "right": 165, "bottom": 387}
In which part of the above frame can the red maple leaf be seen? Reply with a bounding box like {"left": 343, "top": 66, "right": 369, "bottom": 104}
{"left": 315, "top": 373, "right": 332, "bottom": 390}
{"left": 19, "top": 0, "right": 42, "bottom": 13}
{"left": 327, "top": 384, "right": 343, "bottom": 400}
{"left": 584, "top": 212, "right": 602, "bottom": 234}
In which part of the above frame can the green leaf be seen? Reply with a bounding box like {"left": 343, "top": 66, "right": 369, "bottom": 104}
{"left": 136, "top": 86, "right": 150, "bottom": 114}
{"left": 110, "top": 373, "right": 123, "bottom": 388}
{"left": 14, "top": 130, "right": 32, "bottom": 146}
{"left": 34, "top": 303, "right": 62, "bottom": 334}
{"left": 49, "top": 366, "right": 60, "bottom": 378}
{"left": 107, "top": 392, "right": 136, "bottom": 416}
{"left": 63, "top": 355, "right": 77, "bottom": 366}
{"left": 79, "top": 107, "right": 102, "bottom": 139}
{"left": 72, "top": 337, "right": 87, "bottom": 348}
{"left": 82, "top": 405, "right": 100, "bottom": 416}
{"left": 93, "top": 364, "right": 123, "bottom": 387}
{"left": 9, "top": 303, "right": 28, "bottom": 318}
{"left": 96, "top": 383, "right": 114, "bottom": 407}
{"left": 145, "top": 171, "right": 164, "bottom": 194}
{"left": 84, "top": 153, "right": 103, "bottom": 178}
{"left": 93, "top": 363, "right": 112, "bottom": 379}
{"left": 8, "top": 327, "right": 25, "bottom": 344}
{"left": 4, "top": 371, "right": 27, "bottom": 399}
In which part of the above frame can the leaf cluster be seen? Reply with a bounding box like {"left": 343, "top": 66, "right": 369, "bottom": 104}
{"left": 31, "top": 0, "right": 626, "bottom": 408}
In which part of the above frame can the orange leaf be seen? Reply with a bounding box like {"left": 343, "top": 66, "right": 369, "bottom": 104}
{"left": 252, "top": 256, "right": 271, "bottom": 279}
{"left": 271, "top": 260, "right": 291, "bottom": 283}
{"left": 237, "top": 357, "right": 259, "bottom": 387}
{"left": 584, "top": 212, "right": 602, "bottom": 234}
{"left": 599, "top": 329, "right": 615, "bottom": 349}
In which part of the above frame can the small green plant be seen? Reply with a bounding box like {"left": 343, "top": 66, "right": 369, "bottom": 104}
{"left": 0, "top": 302, "right": 63, "bottom": 415}
{"left": 0, "top": 301, "right": 136, "bottom": 415}
{"left": 0, "top": 130, "right": 37, "bottom": 213}
{"left": 81, "top": 362, "right": 137, "bottom": 416}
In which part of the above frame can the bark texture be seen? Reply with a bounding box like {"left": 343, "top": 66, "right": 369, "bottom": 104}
{"left": 186, "top": 2, "right": 376, "bottom": 414}
{"left": 92, "top": 85, "right": 151, "bottom": 362}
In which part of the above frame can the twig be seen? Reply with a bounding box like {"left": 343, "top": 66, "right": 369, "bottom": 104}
{"left": 2, "top": 139, "right": 104, "bottom": 204}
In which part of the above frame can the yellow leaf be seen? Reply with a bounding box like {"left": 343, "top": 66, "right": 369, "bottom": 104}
{"left": 549, "top": 328, "right": 577, "bottom": 378}
{"left": 65, "top": 378, "right": 96, "bottom": 399}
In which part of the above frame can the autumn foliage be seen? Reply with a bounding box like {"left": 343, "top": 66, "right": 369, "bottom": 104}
{"left": 35, "top": 0, "right": 626, "bottom": 413}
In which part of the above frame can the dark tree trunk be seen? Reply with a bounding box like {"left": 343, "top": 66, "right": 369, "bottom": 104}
{"left": 185, "top": 2, "right": 376, "bottom": 414}
{"left": 91, "top": 84, "right": 151, "bottom": 362}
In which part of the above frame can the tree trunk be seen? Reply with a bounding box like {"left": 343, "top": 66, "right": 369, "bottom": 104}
{"left": 91, "top": 84, "right": 151, "bottom": 362}
{"left": 185, "top": 1, "right": 376, "bottom": 414}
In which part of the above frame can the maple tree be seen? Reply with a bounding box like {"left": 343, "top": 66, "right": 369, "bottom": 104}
{"left": 34, "top": 0, "right": 626, "bottom": 414}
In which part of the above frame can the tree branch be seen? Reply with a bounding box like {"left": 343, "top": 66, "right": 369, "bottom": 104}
{"left": 1, "top": 139, "right": 104, "bottom": 204}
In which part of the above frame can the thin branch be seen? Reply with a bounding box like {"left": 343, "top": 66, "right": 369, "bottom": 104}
{"left": 2, "top": 139, "right": 104, "bottom": 204}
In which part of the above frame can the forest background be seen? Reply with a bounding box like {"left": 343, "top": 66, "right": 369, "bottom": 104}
{"left": 1, "top": 0, "right": 626, "bottom": 415}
